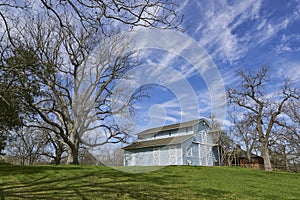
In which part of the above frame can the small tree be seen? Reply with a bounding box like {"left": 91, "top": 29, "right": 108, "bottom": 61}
{"left": 270, "top": 128, "right": 298, "bottom": 171}
{"left": 0, "top": 47, "right": 40, "bottom": 132}
{"left": 6, "top": 127, "right": 48, "bottom": 165}
{"left": 209, "top": 115, "right": 234, "bottom": 166}
{"left": 41, "top": 130, "right": 67, "bottom": 165}
{"left": 95, "top": 145, "right": 124, "bottom": 166}
{"left": 270, "top": 99, "right": 300, "bottom": 171}
{"left": 0, "top": 131, "right": 6, "bottom": 155}
{"left": 228, "top": 112, "right": 259, "bottom": 164}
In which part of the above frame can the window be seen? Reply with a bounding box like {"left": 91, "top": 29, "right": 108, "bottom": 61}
{"left": 186, "top": 147, "right": 193, "bottom": 157}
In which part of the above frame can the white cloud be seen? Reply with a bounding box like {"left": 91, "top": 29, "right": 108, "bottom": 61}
{"left": 257, "top": 19, "right": 267, "bottom": 31}
{"left": 220, "top": 67, "right": 240, "bottom": 87}
{"left": 292, "top": 0, "right": 300, "bottom": 20}
{"left": 181, "top": 0, "right": 296, "bottom": 63}
{"left": 192, "top": 0, "right": 263, "bottom": 62}
{"left": 276, "top": 33, "right": 300, "bottom": 53}
{"left": 275, "top": 44, "right": 292, "bottom": 53}
{"left": 277, "top": 61, "right": 300, "bottom": 84}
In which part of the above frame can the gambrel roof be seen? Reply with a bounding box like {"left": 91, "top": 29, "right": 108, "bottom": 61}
{"left": 123, "top": 134, "right": 194, "bottom": 150}
{"left": 137, "top": 118, "right": 209, "bottom": 136}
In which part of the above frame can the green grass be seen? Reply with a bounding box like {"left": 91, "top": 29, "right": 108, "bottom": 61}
{"left": 0, "top": 165, "right": 299, "bottom": 199}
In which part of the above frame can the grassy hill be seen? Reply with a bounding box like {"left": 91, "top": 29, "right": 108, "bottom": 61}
{"left": 0, "top": 165, "right": 299, "bottom": 199}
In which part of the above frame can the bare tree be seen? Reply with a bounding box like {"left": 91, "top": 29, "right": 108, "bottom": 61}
{"left": 6, "top": 127, "right": 48, "bottom": 165}
{"left": 4, "top": 16, "right": 133, "bottom": 164}
{"left": 41, "top": 131, "right": 67, "bottom": 165}
{"left": 78, "top": 147, "right": 101, "bottom": 165}
{"left": 209, "top": 115, "right": 235, "bottom": 166}
{"left": 269, "top": 99, "right": 300, "bottom": 171}
{"left": 0, "top": 1, "right": 181, "bottom": 39}
{"left": 18, "top": 16, "right": 139, "bottom": 164}
{"left": 227, "top": 67, "right": 299, "bottom": 171}
{"left": 218, "top": 131, "right": 235, "bottom": 166}
{"left": 0, "top": 1, "right": 181, "bottom": 164}
{"left": 38, "top": 0, "right": 182, "bottom": 30}
{"left": 228, "top": 112, "right": 259, "bottom": 164}
{"left": 285, "top": 99, "right": 300, "bottom": 144}
{"left": 94, "top": 144, "right": 124, "bottom": 166}
{"left": 270, "top": 127, "right": 299, "bottom": 171}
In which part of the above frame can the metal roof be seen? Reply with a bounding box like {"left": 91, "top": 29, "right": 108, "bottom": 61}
{"left": 123, "top": 134, "right": 194, "bottom": 150}
{"left": 137, "top": 118, "right": 209, "bottom": 136}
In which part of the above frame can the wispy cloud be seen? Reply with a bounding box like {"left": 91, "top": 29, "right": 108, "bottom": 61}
{"left": 292, "top": 0, "right": 300, "bottom": 20}
{"left": 192, "top": 0, "right": 263, "bottom": 62}
{"left": 275, "top": 33, "right": 300, "bottom": 53}
{"left": 276, "top": 61, "right": 300, "bottom": 84}
{"left": 181, "top": 0, "right": 296, "bottom": 63}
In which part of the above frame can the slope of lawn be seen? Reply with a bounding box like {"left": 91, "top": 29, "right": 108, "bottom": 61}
{"left": 0, "top": 165, "right": 299, "bottom": 199}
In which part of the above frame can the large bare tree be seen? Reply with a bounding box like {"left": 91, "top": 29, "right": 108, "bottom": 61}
{"left": 0, "top": 1, "right": 181, "bottom": 164}
{"left": 0, "top": 0, "right": 181, "bottom": 38}
{"left": 15, "top": 16, "right": 139, "bottom": 164}
{"left": 228, "top": 67, "right": 299, "bottom": 171}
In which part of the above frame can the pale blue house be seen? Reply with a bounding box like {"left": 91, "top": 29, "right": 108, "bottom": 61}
{"left": 123, "top": 119, "right": 221, "bottom": 166}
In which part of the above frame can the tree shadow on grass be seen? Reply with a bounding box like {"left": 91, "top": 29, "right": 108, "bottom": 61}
{"left": 197, "top": 188, "right": 232, "bottom": 199}
{"left": 0, "top": 166, "right": 256, "bottom": 200}
{"left": 0, "top": 188, "right": 4, "bottom": 200}
{"left": 0, "top": 165, "right": 84, "bottom": 176}
{"left": 0, "top": 166, "right": 181, "bottom": 199}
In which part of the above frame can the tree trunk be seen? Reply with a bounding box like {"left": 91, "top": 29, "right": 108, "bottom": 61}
{"left": 246, "top": 147, "right": 252, "bottom": 165}
{"left": 66, "top": 133, "right": 79, "bottom": 164}
{"left": 66, "top": 145, "right": 79, "bottom": 164}
{"left": 54, "top": 143, "right": 64, "bottom": 165}
{"left": 54, "top": 150, "right": 63, "bottom": 165}
{"left": 262, "top": 144, "right": 272, "bottom": 171}
{"left": 285, "top": 157, "right": 290, "bottom": 171}
{"left": 54, "top": 157, "right": 60, "bottom": 165}
{"left": 227, "top": 157, "right": 232, "bottom": 166}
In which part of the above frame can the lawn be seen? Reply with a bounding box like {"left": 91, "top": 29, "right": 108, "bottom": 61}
{"left": 0, "top": 165, "right": 299, "bottom": 199}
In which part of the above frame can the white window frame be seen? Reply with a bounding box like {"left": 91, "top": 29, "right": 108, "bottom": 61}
{"left": 186, "top": 147, "right": 193, "bottom": 157}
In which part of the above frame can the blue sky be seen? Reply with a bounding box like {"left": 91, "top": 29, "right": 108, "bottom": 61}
{"left": 128, "top": 0, "right": 300, "bottom": 132}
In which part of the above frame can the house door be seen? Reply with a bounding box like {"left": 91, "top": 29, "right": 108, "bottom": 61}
{"left": 153, "top": 148, "right": 160, "bottom": 165}
{"left": 168, "top": 147, "right": 177, "bottom": 165}
{"left": 130, "top": 153, "right": 136, "bottom": 166}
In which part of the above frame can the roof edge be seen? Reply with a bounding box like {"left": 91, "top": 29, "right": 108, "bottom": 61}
{"left": 137, "top": 118, "right": 209, "bottom": 136}
{"left": 122, "top": 134, "right": 194, "bottom": 150}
